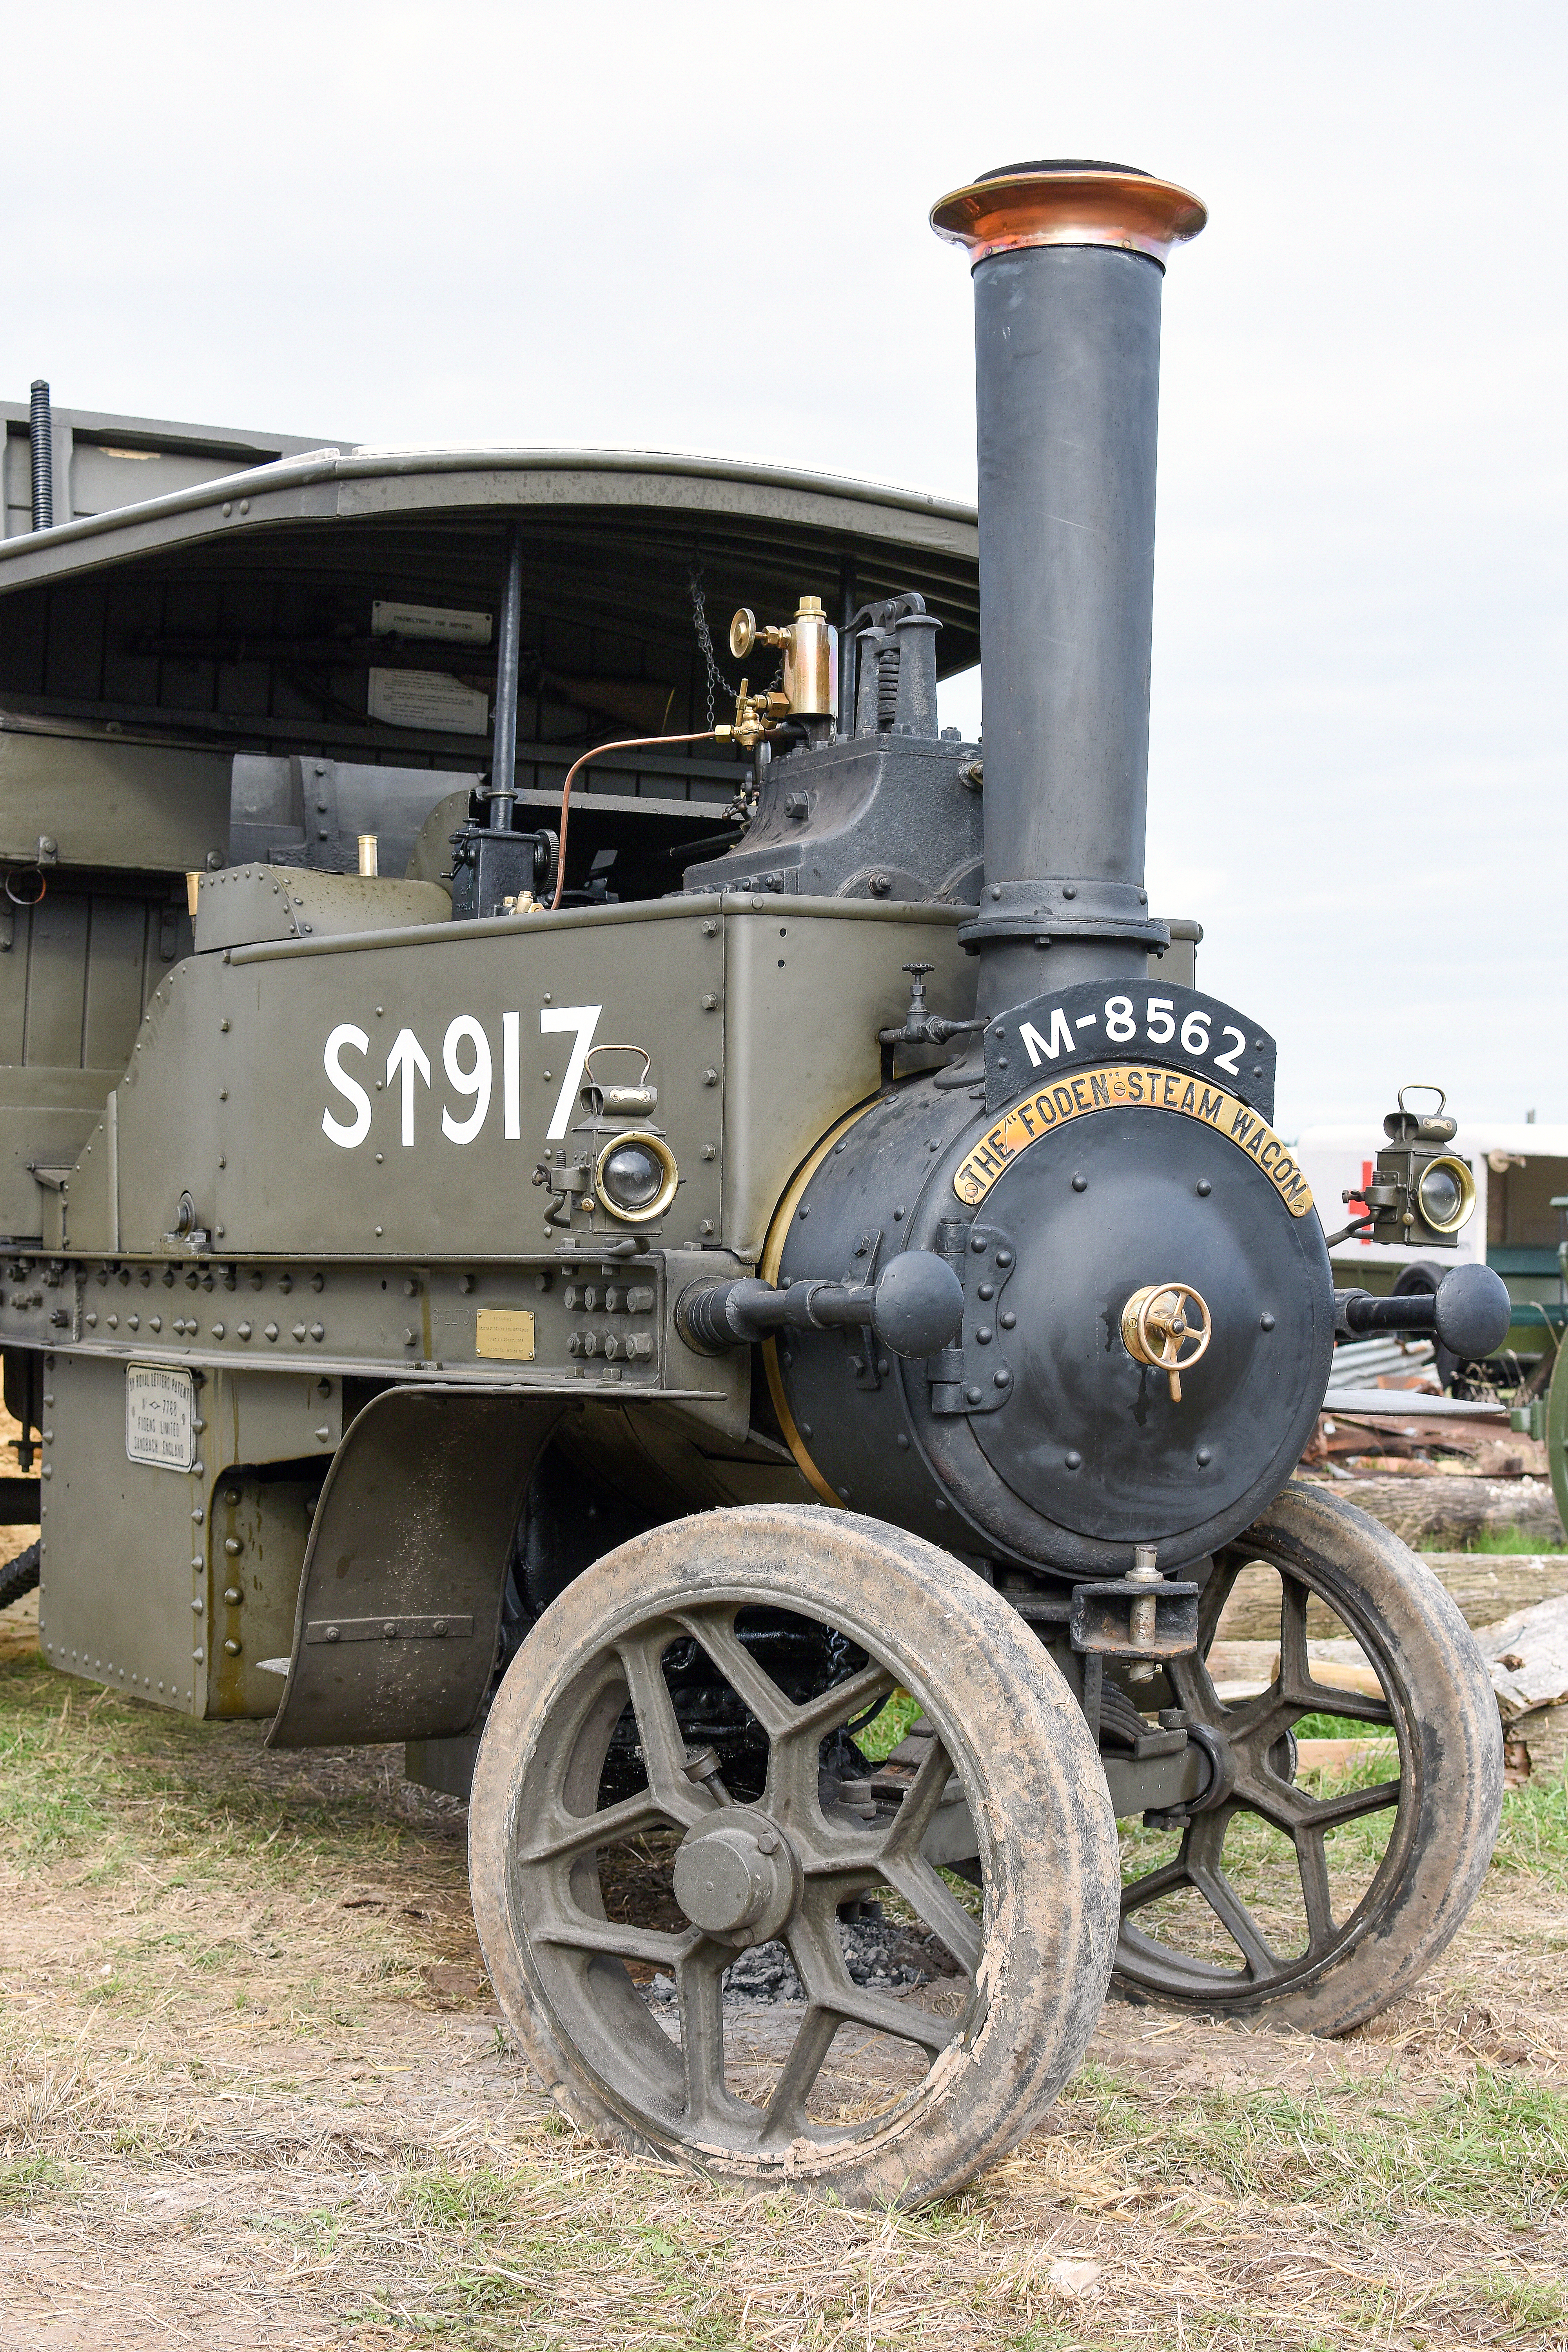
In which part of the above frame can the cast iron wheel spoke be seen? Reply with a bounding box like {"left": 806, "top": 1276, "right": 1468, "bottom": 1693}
{"left": 879, "top": 1733, "right": 958, "bottom": 1857}
{"left": 521, "top": 1789, "right": 677, "bottom": 1867}
{"left": 765, "top": 1723, "right": 838, "bottom": 1829}
{"left": 786, "top": 1907, "right": 958, "bottom": 2056}
{"left": 785, "top": 1659, "right": 898, "bottom": 1742}
{"left": 1212, "top": 1684, "right": 1301, "bottom": 1746}
{"left": 820, "top": 1981, "right": 957, "bottom": 2055}
{"left": 672, "top": 1608, "right": 796, "bottom": 1738}
{"left": 875, "top": 1851, "right": 983, "bottom": 1980}
{"left": 1290, "top": 1682, "right": 1394, "bottom": 1727}
{"left": 1189, "top": 1861, "right": 1279, "bottom": 1979}
{"left": 1183, "top": 1811, "right": 1279, "bottom": 1977}
{"left": 1118, "top": 1851, "right": 1192, "bottom": 1920}
{"left": 1295, "top": 1825, "right": 1336, "bottom": 1948}
{"left": 1295, "top": 1775, "right": 1402, "bottom": 1830}
{"left": 530, "top": 1915, "right": 702, "bottom": 1968}
{"left": 615, "top": 1632, "right": 711, "bottom": 1823}
{"left": 1277, "top": 1572, "right": 1312, "bottom": 1690}
{"left": 1166, "top": 1648, "right": 1226, "bottom": 1721}
{"left": 675, "top": 1947, "right": 753, "bottom": 2132}
{"left": 758, "top": 2004, "right": 847, "bottom": 2144}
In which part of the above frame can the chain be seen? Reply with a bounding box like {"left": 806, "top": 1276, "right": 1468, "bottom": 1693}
{"left": 688, "top": 561, "right": 735, "bottom": 730}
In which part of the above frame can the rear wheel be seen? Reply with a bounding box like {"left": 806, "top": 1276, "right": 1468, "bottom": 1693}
{"left": 1114, "top": 1480, "right": 1503, "bottom": 2031}
{"left": 470, "top": 1504, "right": 1119, "bottom": 2203}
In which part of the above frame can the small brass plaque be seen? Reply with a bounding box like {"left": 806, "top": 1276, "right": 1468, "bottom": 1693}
{"left": 475, "top": 1308, "right": 536, "bottom": 1361}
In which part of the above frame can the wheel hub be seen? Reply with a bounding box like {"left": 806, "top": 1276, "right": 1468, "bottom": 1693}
{"left": 671, "top": 1812, "right": 801, "bottom": 1947}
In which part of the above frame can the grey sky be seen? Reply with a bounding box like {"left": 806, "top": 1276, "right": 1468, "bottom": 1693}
{"left": 8, "top": 0, "right": 1561, "bottom": 1134}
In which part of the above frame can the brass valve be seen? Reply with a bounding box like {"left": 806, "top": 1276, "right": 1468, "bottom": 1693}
{"left": 723, "top": 593, "right": 837, "bottom": 724}
{"left": 715, "top": 678, "right": 792, "bottom": 751}
{"left": 1120, "top": 1282, "right": 1212, "bottom": 1403}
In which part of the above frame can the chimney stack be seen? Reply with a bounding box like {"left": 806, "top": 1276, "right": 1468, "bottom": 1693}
{"left": 931, "top": 163, "right": 1205, "bottom": 1013}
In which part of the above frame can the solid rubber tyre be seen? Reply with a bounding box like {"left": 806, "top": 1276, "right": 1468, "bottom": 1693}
{"left": 470, "top": 1503, "right": 1119, "bottom": 2203}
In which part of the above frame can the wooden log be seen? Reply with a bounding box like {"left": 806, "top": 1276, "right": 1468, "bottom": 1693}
{"left": 1305, "top": 1474, "right": 1563, "bottom": 1553}
{"left": 1218, "top": 1544, "right": 1568, "bottom": 1642}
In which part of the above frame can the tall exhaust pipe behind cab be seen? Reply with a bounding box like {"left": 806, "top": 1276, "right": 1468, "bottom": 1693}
{"left": 931, "top": 163, "right": 1206, "bottom": 1014}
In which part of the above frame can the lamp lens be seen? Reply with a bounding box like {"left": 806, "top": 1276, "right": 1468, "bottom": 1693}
{"left": 602, "top": 1142, "right": 663, "bottom": 1210}
{"left": 1417, "top": 1157, "right": 1473, "bottom": 1232}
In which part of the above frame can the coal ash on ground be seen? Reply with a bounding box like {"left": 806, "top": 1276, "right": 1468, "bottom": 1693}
{"left": 646, "top": 1911, "right": 962, "bottom": 2007}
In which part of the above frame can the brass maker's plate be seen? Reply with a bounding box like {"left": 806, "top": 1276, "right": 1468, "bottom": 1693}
{"left": 475, "top": 1308, "right": 536, "bottom": 1361}
{"left": 954, "top": 1065, "right": 1314, "bottom": 1218}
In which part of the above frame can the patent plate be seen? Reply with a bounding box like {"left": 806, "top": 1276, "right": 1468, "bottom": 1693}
{"left": 954, "top": 1064, "right": 1314, "bottom": 1219}
{"left": 125, "top": 1364, "right": 196, "bottom": 1472}
{"left": 366, "top": 667, "right": 488, "bottom": 735}
{"left": 475, "top": 1308, "right": 536, "bottom": 1361}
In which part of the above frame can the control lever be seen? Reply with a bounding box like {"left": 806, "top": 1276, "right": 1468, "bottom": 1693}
{"left": 1333, "top": 1261, "right": 1511, "bottom": 1361}
{"left": 678, "top": 1250, "right": 963, "bottom": 1360}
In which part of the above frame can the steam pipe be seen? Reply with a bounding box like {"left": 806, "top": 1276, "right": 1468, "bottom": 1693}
{"left": 29, "top": 381, "right": 52, "bottom": 532}
{"left": 931, "top": 163, "right": 1205, "bottom": 1013}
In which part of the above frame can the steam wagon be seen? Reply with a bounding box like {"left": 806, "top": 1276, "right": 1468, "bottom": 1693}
{"left": 0, "top": 162, "right": 1508, "bottom": 2202}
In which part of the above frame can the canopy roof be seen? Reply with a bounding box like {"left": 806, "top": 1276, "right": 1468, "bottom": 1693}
{"left": 0, "top": 442, "right": 982, "bottom": 668}
{"left": 0, "top": 447, "right": 982, "bottom": 762}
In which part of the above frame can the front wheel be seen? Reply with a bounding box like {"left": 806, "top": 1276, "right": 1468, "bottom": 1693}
{"left": 1114, "top": 1480, "right": 1503, "bottom": 2032}
{"left": 470, "top": 1504, "right": 1119, "bottom": 2204}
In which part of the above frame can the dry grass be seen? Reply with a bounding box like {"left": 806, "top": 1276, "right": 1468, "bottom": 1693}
{"left": 0, "top": 1608, "right": 1565, "bottom": 2349}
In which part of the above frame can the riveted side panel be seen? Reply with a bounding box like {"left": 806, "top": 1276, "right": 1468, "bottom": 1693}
{"left": 37, "top": 1350, "right": 208, "bottom": 1712}
{"left": 109, "top": 910, "right": 729, "bottom": 1258}
{"left": 720, "top": 902, "right": 973, "bottom": 1258}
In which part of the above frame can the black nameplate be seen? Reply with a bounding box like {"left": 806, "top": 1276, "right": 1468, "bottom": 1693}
{"left": 985, "top": 982, "right": 1276, "bottom": 1122}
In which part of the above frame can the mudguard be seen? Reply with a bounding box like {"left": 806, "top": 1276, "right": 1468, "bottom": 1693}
{"left": 265, "top": 1385, "right": 565, "bottom": 1748}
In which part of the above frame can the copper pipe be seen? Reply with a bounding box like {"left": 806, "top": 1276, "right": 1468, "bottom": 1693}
{"left": 549, "top": 731, "right": 717, "bottom": 911}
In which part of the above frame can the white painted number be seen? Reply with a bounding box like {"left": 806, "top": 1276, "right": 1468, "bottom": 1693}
{"left": 322, "top": 1024, "right": 372, "bottom": 1148}
{"left": 320, "top": 1002, "right": 613, "bottom": 1150}
{"left": 540, "top": 1004, "right": 602, "bottom": 1139}
{"left": 1214, "top": 1025, "right": 1247, "bottom": 1076}
{"left": 441, "top": 1016, "right": 493, "bottom": 1144}
{"left": 503, "top": 1010, "right": 521, "bottom": 1140}
{"left": 1033, "top": 995, "right": 1264, "bottom": 1087}
{"left": 387, "top": 1027, "right": 431, "bottom": 1146}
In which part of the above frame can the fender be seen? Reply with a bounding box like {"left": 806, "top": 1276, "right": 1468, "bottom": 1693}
{"left": 266, "top": 1385, "right": 566, "bottom": 1748}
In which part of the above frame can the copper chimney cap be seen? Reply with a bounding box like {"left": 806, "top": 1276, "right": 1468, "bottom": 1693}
{"left": 930, "top": 158, "right": 1206, "bottom": 268}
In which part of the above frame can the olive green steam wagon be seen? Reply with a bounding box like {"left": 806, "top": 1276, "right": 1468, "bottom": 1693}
{"left": 0, "top": 163, "right": 1508, "bottom": 2203}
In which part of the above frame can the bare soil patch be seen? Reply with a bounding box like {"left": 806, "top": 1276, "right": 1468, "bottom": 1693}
{"left": 1, "top": 1602, "right": 1565, "bottom": 2348}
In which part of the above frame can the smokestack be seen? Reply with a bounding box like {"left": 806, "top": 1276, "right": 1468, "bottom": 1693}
{"left": 29, "top": 381, "right": 53, "bottom": 532}
{"left": 931, "top": 163, "right": 1205, "bottom": 1013}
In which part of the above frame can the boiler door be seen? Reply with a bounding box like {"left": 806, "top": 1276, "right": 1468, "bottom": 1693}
{"left": 965, "top": 1106, "right": 1329, "bottom": 1543}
